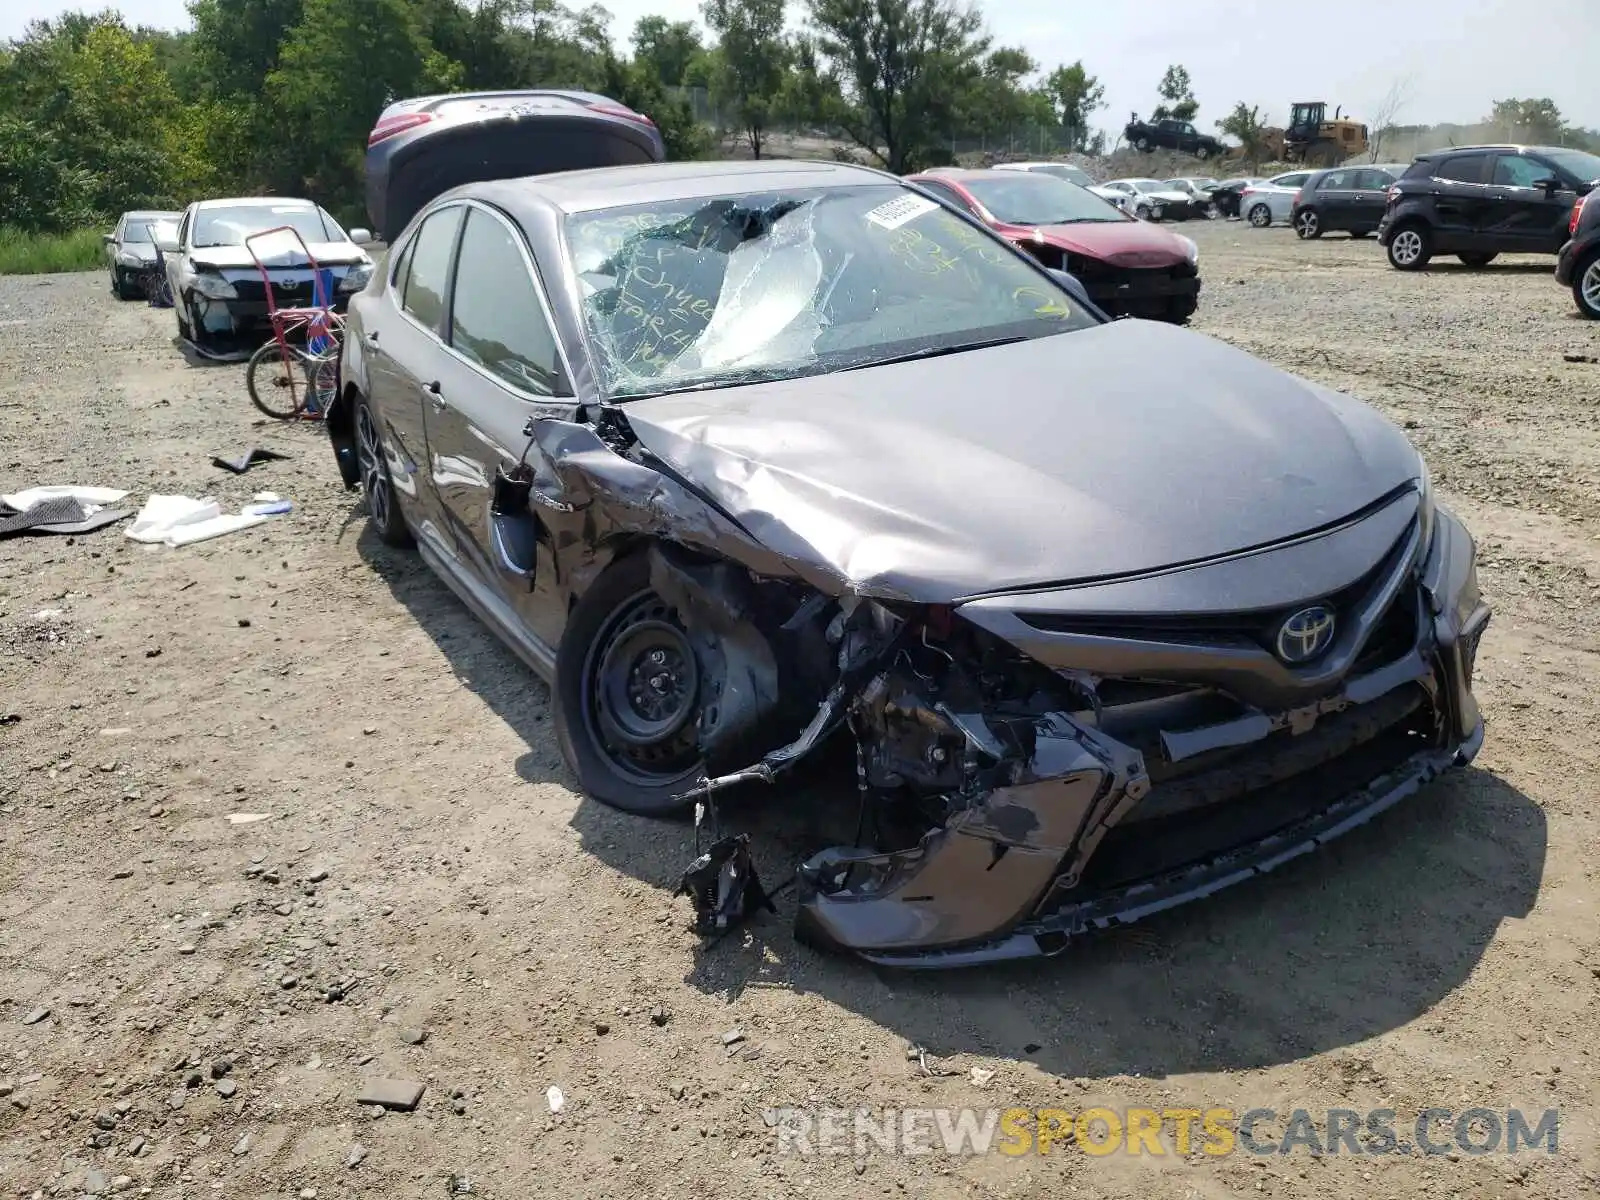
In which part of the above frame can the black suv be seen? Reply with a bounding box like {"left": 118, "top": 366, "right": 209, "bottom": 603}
{"left": 1289, "top": 165, "right": 1404, "bottom": 239}
{"left": 1556, "top": 189, "right": 1600, "bottom": 318}
{"left": 1377, "top": 144, "right": 1600, "bottom": 271}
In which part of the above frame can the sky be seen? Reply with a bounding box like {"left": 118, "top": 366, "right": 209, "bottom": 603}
{"left": 6, "top": 0, "right": 1598, "bottom": 138}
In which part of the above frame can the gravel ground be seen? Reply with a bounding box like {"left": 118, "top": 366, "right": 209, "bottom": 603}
{"left": 2, "top": 224, "right": 1598, "bottom": 1200}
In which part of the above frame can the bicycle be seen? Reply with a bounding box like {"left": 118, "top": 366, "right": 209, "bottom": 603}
{"left": 245, "top": 337, "right": 339, "bottom": 420}
{"left": 243, "top": 226, "right": 345, "bottom": 421}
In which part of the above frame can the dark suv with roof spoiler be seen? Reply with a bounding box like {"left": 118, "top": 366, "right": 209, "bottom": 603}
{"left": 365, "top": 89, "right": 667, "bottom": 243}
{"left": 1376, "top": 144, "right": 1600, "bottom": 271}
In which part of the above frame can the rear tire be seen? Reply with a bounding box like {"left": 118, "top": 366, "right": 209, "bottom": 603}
{"left": 1136, "top": 137, "right": 1151, "bottom": 152}
{"left": 1165, "top": 296, "right": 1198, "bottom": 325}
{"left": 1457, "top": 252, "right": 1498, "bottom": 267}
{"left": 1294, "top": 208, "right": 1322, "bottom": 239}
{"left": 354, "top": 396, "right": 413, "bottom": 548}
{"left": 1248, "top": 203, "right": 1273, "bottom": 228}
{"left": 1195, "top": 145, "right": 1211, "bottom": 161}
{"left": 1573, "top": 247, "right": 1600, "bottom": 319}
{"left": 554, "top": 552, "right": 708, "bottom": 815}
{"left": 1386, "top": 223, "right": 1432, "bottom": 270}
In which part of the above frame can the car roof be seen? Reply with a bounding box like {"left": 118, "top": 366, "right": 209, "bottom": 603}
{"left": 1411, "top": 144, "right": 1565, "bottom": 159}
{"left": 383, "top": 88, "right": 608, "bottom": 118}
{"left": 193, "top": 196, "right": 318, "bottom": 210}
{"left": 121, "top": 210, "right": 180, "bottom": 220}
{"left": 468, "top": 159, "right": 895, "bottom": 217}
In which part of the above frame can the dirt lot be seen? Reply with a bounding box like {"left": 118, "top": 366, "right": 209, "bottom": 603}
{"left": 2, "top": 223, "right": 1598, "bottom": 1200}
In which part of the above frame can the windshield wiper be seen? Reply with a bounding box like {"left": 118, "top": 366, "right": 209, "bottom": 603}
{"left": 840, "top": 334, "right": 1032, "bottom": 372}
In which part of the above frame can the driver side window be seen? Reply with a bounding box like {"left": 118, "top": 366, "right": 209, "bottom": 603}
{"left": 917, "top": 181, "right": 978, "bottom": 217}
{"left": 1491, "top": 155, "right": 1548, "bottom": 188}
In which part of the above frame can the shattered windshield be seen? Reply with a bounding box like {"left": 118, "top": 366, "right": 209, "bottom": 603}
{"left": 564, "top": 184, "right": 1097, "bottom": 401}
{"left": 192, "top": 204, "right": 339, "bottom": 248}
{"left": 965, "top": 175, "right": 1128, "bottom": 225}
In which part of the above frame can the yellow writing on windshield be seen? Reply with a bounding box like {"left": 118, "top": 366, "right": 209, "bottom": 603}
{"left": 1012, "top": 286, "right": 1075, "bottom": 320}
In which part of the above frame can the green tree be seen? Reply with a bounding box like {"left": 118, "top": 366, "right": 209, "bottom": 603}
{"left": 774, "top": 33, "right": 843, "bottom": 129}
{"left": 960, "top": 46, "right": 1042, "bottom": 142}
{"left": 631, "top": 15, "right": 703, "bottom": 87}
{"left": 702, "top": 0, "right": 790, "bottom": 158}
{"left": 266, "top": 0, "right": 461, "bottom": 213}
{"left": 1487, "top": 97, "right": 1563, "bottom": 143}
{"left": 1153, "top": 63, "right": 1196, "bottom": 123}
{"left": 601, "top": 51, "right": 713, "bottom": 160}
{"left": 807, "top": 0, "right": 990, "bottom": 173}
{"left": 1043, "top": 59, "right": 1103, "bottom": 151}
{"left": 1216, "top": 101, "right": 1268, "bottom": 166}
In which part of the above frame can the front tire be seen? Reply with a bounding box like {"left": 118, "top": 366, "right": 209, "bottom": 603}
{"left": 1135, "top": 137, "right": 1151, "bottom": 152}
{"left": 554, "top": 552, "right": 708, "bottom": 815}
{"left": 1248, "top": 203, "right": 1273, "bottom": 228}
{"left": 1195, "top": 145, "right": 1211, "bottom": 161}
{"left": 1294, "top": 208, "right": 1321, "bottom": 239}
{"left": 1386, "top": 223, "right": 1432, "bottom": 270}
{"left": 111, "top": 268, "right": 138, "bottom": 300}
{"left": 354, "top": 397, "right": 412, "bottom": 548}
{"left": 1573, "top": 247, "right": 1600, "bottom": 319}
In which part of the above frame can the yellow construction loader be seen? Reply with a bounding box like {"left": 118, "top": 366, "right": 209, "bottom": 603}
{"left": 1283, "top": 102, "right": 1368, "bottom": 166}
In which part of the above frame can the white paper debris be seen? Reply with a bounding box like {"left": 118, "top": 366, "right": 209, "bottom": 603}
{"left": 225, "top": 813, "right": 274, "bottom": 825}
{"left": 969, "top": 1067, "right": 995, "bottom": 1088}
{"left": 546, "top": 1085, "right": 565, "bottom": 1113}
{"left": 125, "top": 494, "right": 285, "bottom": 548}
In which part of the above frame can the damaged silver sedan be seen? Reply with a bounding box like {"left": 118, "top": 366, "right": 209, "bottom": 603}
{"left": 327, "top": 159, "right": 1490, "bottom": 968}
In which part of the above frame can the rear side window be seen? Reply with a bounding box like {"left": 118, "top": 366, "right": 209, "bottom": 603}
{"left": 916, "top": 180, "right": 977, "bottom": 216}
{"left": 388, "top": 230, "right": 416, "bottom": 292}
{"left": 1315, "top": 170, "right": 1350, "bottom": 190}
{"left": 1357, "top": 169, "right": 1395, "bottom": 190}
{"left": 1434, "top": 154, "right": 1487, "bottom": 184}
{"left": 447, "top": 208, "right": 561, "bottom": 396}
{"left": 1274, "top": 173, "right": 1310, "bottom": 188}
{"left": 402, "top": 206, "right": 464, "bottom": 331}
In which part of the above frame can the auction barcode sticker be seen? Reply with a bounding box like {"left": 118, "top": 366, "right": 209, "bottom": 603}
{"left": 865, "top": 195, "right": 939, "bottom": 230}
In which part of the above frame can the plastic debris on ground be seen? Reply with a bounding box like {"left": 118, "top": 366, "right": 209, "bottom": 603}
{"left": 125, "top": 493, "right": 292, "bottom": 548}
{"left": 213, "top": 448, "right": 291, "bottom": 475}
{"left": 0, "top": 487, "right": 133, "bottom": 539}
{"left": 545, "top": 1085, "right": 565, "bottom": 1113}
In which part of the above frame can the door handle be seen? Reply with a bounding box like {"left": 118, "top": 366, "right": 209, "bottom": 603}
{"left": 363, "top": 331, "right": 383, "bottom": 356}
{"left": 422, "top": 380, "right": 445, "bottom": 413}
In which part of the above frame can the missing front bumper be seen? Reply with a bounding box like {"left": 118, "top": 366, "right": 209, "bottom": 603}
{"left": 805, "top": 718, "right": 1481, "bottom": 969}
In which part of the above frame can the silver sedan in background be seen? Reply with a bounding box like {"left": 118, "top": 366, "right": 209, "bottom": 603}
{"left": 1240, "top": 171, "right": 1316, "bottom": 227}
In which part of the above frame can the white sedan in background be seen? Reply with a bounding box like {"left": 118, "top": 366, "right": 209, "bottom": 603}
{"left": 1091, "top": 178, "right": 1197, "bottom": 221}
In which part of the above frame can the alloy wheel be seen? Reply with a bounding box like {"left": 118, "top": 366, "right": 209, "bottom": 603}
{"left": 355, "top": 404, "right": 391, "bottom": 532}
{"left": 1391, "top": 229, "right": 1423, "bottom": 266}
{"left": 1296, "top": 211, "right": 1319, "bottom": 238}
{"left": 1249, "top": 205, "right": 1271, "bottom": 227}
{"left": 1582, "top": 257, "right": 1600, "bottom": 315}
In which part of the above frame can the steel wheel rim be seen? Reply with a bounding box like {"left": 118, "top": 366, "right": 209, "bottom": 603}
{"left": 1582, "top": 259, "right": 1600, "bottom": 310}
{"left": 355, "top": 405, "right": 391, "bottom": 531}
{"left": 1392, "top": 230, "right": 1422, "bottom": 264}
{"left": 581, "top": 590, "right": 705, "bottom": 785}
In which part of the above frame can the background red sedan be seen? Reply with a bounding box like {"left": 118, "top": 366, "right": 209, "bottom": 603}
{"left": 906, "top": 168, "right": 1202, "bottom": 323}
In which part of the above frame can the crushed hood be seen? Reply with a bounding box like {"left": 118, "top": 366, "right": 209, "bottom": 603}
{"left": 188, "top": 243, "right": 369, "bottom": 270}
{"left": 621, "top": 319, "right": 1420, "bottom": 604}
{"left": 1021, "top": 219, "right": 1190, "bottom": 267}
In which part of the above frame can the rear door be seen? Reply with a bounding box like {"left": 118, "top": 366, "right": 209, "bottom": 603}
{"left": 427, "top": 203, "right": 578, "bottom": 636}
{"left": 1426, "top": 152, "right": 1493, "bottom": 246}
{"left": 1308, "top": 169, "right": 1355, "bottom": 228}
{"left": 370, "top": 202, "right": 466, "bottom": 556}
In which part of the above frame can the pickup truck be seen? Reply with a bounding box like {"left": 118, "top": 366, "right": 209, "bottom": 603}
{"left": 1123, "top": 116, "right": 1225, "bottom": 160}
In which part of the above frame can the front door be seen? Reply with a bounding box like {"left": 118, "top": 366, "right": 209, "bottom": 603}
{"left": 1308, "top": 168, "right": 1356, "bottom": 229}
{"left": 426, "top": 203, "right": 579, "bottom": 646}
{"left": 1489, "top": 152, "right": 1579, "bottom": 251}
{"left": 371, "top": 202, "right": 466, "bottom": 557}
{"left": 1351, "top": 169, "right": 1396, "bottom": 228}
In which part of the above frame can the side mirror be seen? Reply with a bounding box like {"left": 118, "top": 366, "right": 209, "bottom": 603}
{"left": 102, "top": 233, "right": 116, "bottom": 245}
{"left": 1046, "top": 268, "right": 1110, "bottom": 321}
{"left": 1533, "top": 177, "right": 1562, "bottom": 194}
{"left": 349, "top": 227, "right": 373, "bottom": 245}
